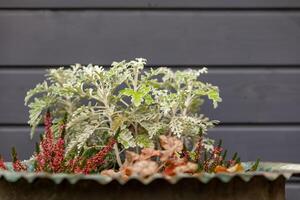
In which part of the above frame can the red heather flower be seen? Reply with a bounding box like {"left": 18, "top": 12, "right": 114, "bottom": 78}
{"left": 66, "top": 156, "right": 86, "bottom": 174}
{"left": 51, "top": 137, "right": 65, "bottom": 173}
{"left": 206, "top": 146, "right": 224, "bottom": 171}
{"left": 13, "top": 160, "right": 27, "bottom": 172}
{"left": 212, "top": 147, "right": 223, "bottom": 156}
{"left": 0, "top": 155, "right": 6, "bottom": 170}
{"left": 36, "top": 111, "right": 53, "bottom": 172}
{"left": 195, "top": 138, "right": 203, "bottom": 161}
{"left": 228, "top": 159, "right": 236, "bottom": 167}
{"left": 11, "top": 147, "right": 27, "bottom": 172}
{"left": 35, "top": 153, "right": 44, "bottom": 172}
{"left": 74, "top": 166, "right": 84, "bottom": 174}
{"left": 35, "top": 112, "right": 67, "bottom": 173}
{"left": 50, "top": 122, "right": 67, "bottom": 173}
{"left": 42, "top": 111, "right": 54, "bottom": 160}
{"left": 66, "top": 158, "right": 81, "bottom": 173}
{"left": 82, "top": 138, "right": 116, "bottom": 174}
{"left": 35, "top": 112, "right": 54, "bottom": 172}
{"left": 203, "top": 160, "right": 210, "bottom": 172}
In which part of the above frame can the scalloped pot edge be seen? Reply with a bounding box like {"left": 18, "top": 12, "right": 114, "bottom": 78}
{"left": 0, "top": 162, "right": 299, "bottom": 185}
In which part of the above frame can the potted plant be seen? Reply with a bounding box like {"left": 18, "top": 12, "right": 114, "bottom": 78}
{"left": 0, "top": 58, "right": 298, "bottom": 200}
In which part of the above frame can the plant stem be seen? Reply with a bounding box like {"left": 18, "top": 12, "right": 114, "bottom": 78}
{"left": 102, "top": 97, "right": 123, "bottom": 168}
{"left": 133, "top": 67, "right": 139, "bottom": 91}
{"left": 120, "top": 99, "right": 130, "bottom": 107}
{"left": 133, "top": 122, "right": 139, "bottom": 153}
{"left": 113, "top": 143, "right": 122, "bottom": 167}
{"left": 182, "top": 85, "right": 193, "bottom": 116}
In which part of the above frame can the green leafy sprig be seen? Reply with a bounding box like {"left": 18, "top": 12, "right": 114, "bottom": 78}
{"left": 25, "top": 58, "right": 222, "bottom": 164}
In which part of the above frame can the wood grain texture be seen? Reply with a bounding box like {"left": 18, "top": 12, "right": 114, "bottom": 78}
{"left": 1, "top": 68, "right": 300, "bottom": 124}
{"left": 0, "top": 0, "right": 300, "bottom": 9}
{"left": 1, "top": 11, "right": 300, "bottom": 65}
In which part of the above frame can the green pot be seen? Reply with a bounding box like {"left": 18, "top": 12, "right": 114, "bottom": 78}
{"left": 0, "top": 162, "right": 299, "bottom": 200}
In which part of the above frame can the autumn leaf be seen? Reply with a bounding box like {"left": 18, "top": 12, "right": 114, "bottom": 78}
{"left": 173, "top": 162, "right": 198, "bottom": 174}
{"left": 123, "top": 151, "right": 140, "bottom": 166}
{"left": 159, "top": 135, "right": 183, "bottom": 152}
{"left": 101, "top": 169, "right": 120, "bottom": 177}
{"left": 227, "top": 163, "right": 244, "bottom": 173}
{"left": 214, "top": 165, "right": 228, "bottom": 173}
{"left": 140, "top": 148, "right": 161, "bottom": 160}
{"left": 131, "top": 160, "right": 158, "bottom": 177}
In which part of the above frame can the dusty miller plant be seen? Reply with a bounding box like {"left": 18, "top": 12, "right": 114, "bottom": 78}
{"left": 25, "top": 58, "right": 222, "bottom": 167}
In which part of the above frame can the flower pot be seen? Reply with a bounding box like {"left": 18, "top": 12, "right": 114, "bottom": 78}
{"left": 0, "top": 162, "right": 299, "bottom": 200}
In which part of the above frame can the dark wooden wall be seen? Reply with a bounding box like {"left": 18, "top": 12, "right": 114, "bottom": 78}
{"left": 0, "top": 1, "right": 299, "bottom": 199}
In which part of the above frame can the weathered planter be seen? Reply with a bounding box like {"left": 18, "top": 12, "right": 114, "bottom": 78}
{"left": 0, "top": 162, "right": 299, "bottom": 200}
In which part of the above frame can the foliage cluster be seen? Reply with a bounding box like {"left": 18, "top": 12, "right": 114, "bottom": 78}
{"left": 24, "top": 58, "right": 221, "bottom": 166}
{"left": 0, "top": 58, "right": 259, "bottom": 176}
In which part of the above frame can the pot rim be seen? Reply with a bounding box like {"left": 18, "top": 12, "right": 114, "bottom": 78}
{"left": 0, "top": 161, "right": 299, "bottom": 185}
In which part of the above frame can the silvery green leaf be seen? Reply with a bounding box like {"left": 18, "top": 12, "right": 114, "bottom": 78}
{"left": 117, "top": 128, "right": 136, "bottom": 149}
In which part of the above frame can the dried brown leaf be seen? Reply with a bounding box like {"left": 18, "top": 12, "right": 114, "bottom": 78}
{"left": 131, "top": 160, "right": 158, "bottom": 177}
{"left": 159, "top": 135, "right": 183, "bottom": 152}
{"left": 227, "top": 163, "right": 244, "bottom": 173}
{"left": 140, "top": 148, "right": 161, "bottom": 160}
{"left": 123, "top": 151, "right": 140, "bottom": 166}
{"left": 100, "top": 169, "right": 120, "bottom": 177}
{"left": 173, "top": 162, "right": 198, "bottom": 174}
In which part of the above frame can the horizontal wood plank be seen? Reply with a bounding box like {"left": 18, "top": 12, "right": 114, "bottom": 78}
{"left": 0, "top": 125, "right": 299, "bottom": 163}
{"left": 0, "top": 127, "right": 40, "bottom": 161}
{"left": 286, "top": 182, "right": 300, "bottom": 200}
{"left": 1, "top": 68, "right": 300, "bottom": 124}
{"left": 1, "top": 0, "right": 300, "bottom": 9}
{"left": 1, "top": 11, "right": 300, "bottom": 65}
{"left": 210, "top": 126, "right": 300, "bottom": 163}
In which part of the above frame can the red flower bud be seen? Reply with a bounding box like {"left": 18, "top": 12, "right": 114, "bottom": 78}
{"left": 81, "top": 138, "right": 116, "bottom": 174}
{"left": 0, "top": 155, "right": 6, "bottom": 170}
